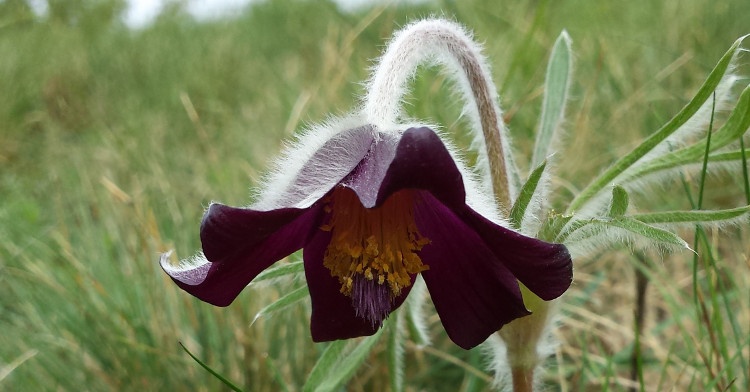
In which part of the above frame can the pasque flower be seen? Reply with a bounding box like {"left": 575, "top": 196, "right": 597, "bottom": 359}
{"left": 162, "top": 123, "right": 572, "bottom": 349}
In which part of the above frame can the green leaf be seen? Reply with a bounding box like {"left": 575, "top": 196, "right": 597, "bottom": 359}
{"left": 608, "top": 217, "right": 689, "bottom": 248}
{"left": 532, "top": 30, "right": 573, "bottom": 167}
{"left": 742, "top": 138, "right": 750, "bottom": 203}
{"left": 509, "top": 160, "right": 548, "bottom": 230}
{"left": 703, "top": 150, "right": 750, "bottom": 162}
{"left": 609, "top": 185, "right": 629, "bottom": 217}
{"left": 179, "top": 342, "right": 243, "bottom": 392}
{"left": 304, "top": 330, "right": 384, "bottom": 392}
{"left": 632, "top": 206, "right": 750, "bottom": 224}
{"left": 561, "top": 217, "right": 689, "bottom": 248}
{"left": 625, "top": 85, "right": 750, "bottom": 181}
{"left": 387, "top": 312, "right": 405, "bottom": 392}
{"left": 252, "top": 260, "right": 304, "bottom": 283}
{"left": 539, "top": 212, "right": 573, "bottom": 242}
{"left": 251, "top": 285, "right": 308, "bottom": 325}
{"left": 303, "top": 341, "right": 347, "bottom": 392}
{"left": 404, "top": 278, "right": 430, "bottom": 346}
{"left": 567, "top": 35, "right": 747, "bottom": 214}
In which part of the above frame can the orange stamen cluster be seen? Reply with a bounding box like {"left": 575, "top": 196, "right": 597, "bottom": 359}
{"left": 321, "top": 188, "right": 430, "bottom": 299}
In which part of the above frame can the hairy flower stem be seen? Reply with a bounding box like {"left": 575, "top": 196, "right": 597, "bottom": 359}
{"left": 499, "top": 296, "right": 550, "bottom": 392}
{"left": 511, "top": 368, "right": 534, "bottom": 392}
{"left": 364, "top": 19, "right": 516, "bottom": 213}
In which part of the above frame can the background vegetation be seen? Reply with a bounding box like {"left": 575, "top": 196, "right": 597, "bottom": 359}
{"left": 1, "top": 0, "right": 748, "bottom": 390}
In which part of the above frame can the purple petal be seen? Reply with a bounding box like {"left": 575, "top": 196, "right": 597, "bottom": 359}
{"left": 340, "top": 131, "right": 400, "bottom": 207}
{"left": 340, "top": 127, "right": 466, "bottom": 209}
{"left": 376, "top": 127, "right": 466, "bottom": 208}
{"left": 340, "top": 126, "right": 571, "bottom": 303}
{"left": 272, "top": 126, "right": 376, "bottom": 208}
{"left": 461, "top": 209, "right": 572, "bottom": 301}
{"left": 304, "top": 226, "right": 413, "bottom": 342}
{"left": 164, "top": 204, "right": 321, "bottom": 306}
{"left": 413, "top": 192, "right": 530, "bottom": 349}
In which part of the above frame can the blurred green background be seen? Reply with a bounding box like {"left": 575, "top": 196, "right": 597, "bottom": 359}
{"left": 1, "top": 0, "right": 748, "bottom": 390}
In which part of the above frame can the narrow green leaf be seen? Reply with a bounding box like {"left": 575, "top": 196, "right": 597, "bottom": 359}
{"left": 305, "top": 328, "right": 385, "bottom": 392}
{"left": 609, "top": 185, "right": 629, "bottom": 217}
{"left": 509, "top": 160, "right": 547, "bottom": 230}
{"left": 741, "top": 138, "right": 750, "bottom": 203}
{"left": 609, "top": 217, "right": 689, "bottom": 248}
{"left": 532, "top": 30, "right": 573, "bottom": 167}
{"left": 179, "top": 342, "right": 243, "bottom": 392}
{"left": 251, "top": 285, "right": 308, "bottom": 325}
{"left": 625, "top": 86, "right": 750, "bottom": 181}
{"left": 303, "top": 341, "right": 348, "bottom": 392}
{"left": 404, "top": 277, "right": 430, "bottom": 346}
{"left": 567, "top": 36, "right": 747, "bottom": 214}
{"left": 540, "top": 212, "right": 573, "bottom": 242}
{"left": 561, "top": 217, "right": 689, "bottom": 248}
{"left": 387, "top": 312, "right": 405, "bottom": 392}
{"left": 632, "top": 206, "right": 750, "bottom": 224}
{"left": 702, "top": 150, "right": 750, "bottom": 162}
{"left": 252, "top": 260, "right": 304, "bottom": 283}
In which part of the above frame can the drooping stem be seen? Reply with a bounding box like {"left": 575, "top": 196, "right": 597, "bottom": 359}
{"left": 364, "top": 19, "right": 517, "bottom": 213}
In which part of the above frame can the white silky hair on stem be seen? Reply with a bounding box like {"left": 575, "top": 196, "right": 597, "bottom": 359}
{"left": 248, "top": 18, "right": 520, "bottom": 227}
{"left": 481, "top": 300, "right": 561, "bottom": 392}
{"left": 363, "top": 18, "right": 520, "bottom": 214}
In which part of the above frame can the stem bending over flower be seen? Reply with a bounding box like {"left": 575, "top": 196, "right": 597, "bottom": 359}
{"left": 161, "top": 17, "right": 576, "bottom": 392}
{"left": 364, "top": 19, "right": 518, "bottom": 213}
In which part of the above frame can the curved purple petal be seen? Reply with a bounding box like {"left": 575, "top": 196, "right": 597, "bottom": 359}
{"left": 413, "top": 192, "right": 530, "bottom": 350}
{"left": 341, "top": 126, "right": 571, "bottom": 303}
{"left": 304, "top": 225, "right": 414, "bottom": 342}
{"left": 376, "top": 127, "right": 466, "bottom": 208}
{"left": 461, "top": 209, "right": 572, "bottom": 301}
{"left": 271, "top": 125, "right": 376, "bottom": 209}
{"left": 340, "top": 127, "right": 466, "bottom": 209}
{"left": 164, "top": 203, "right": 321, "bottom": 307}
{"left": 339, "top": 131, "right": 400, "bottom": 207}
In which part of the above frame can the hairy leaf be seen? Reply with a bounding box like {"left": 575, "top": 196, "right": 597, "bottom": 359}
{"left": 510, "top": 160, "right": 548, "bottom": 230}
{"left": 609, "top": 185, "right": 629, "bottom": 217}
{"left": 567, "top": 35, "right": 747, "bottom": 213}
{"left": 252, "top": 259, "right": 304, "bottom": 283}
{"left": 532, "top": 30, "right": 573, "bottom": 167}
{"left": 632, "top": 206, "right": 750, "bottom": 224}
{"left": 251, "top": 285, "right": 308, "bottom": 325}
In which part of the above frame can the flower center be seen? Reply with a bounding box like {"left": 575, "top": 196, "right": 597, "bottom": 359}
{"left": 321, "top": 187, "right": 430, "bottom": 323}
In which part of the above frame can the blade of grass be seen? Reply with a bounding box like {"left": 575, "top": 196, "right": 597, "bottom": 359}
{"left": 689, "top": 93, "right": 737, "bottom": 389}
{"left": 179, "top": 342, "right": 243, "bottom": 392}
{"left": 741, "top": 138, "right": 750, "bottom": 203}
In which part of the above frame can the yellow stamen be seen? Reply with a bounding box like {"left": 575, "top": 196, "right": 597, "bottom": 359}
{"left": 322, "top": 188, "right": 430, "bottom": 298}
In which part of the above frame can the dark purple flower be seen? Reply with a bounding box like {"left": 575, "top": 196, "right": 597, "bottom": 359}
{"left": 162, "top": 125, "right": 572, "bottom": 349}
